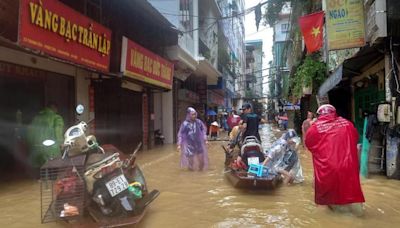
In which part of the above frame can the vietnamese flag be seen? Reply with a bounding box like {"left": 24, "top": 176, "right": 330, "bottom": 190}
{"left": 298, "top": 11, "right": 324, "bottom": 54}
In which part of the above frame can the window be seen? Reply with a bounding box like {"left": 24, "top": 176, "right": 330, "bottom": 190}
{"left": 180, "top": 0, "right": 193, "bottom": 36}
{"left": 281, "top": 23, "right": 289, "bottom": 33}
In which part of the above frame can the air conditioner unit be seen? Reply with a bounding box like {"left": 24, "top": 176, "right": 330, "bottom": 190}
{"left": 366, "top": 0, "right": 387, "bottom": 45}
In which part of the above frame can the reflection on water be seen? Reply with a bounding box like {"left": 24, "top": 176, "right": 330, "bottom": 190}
{"left": 1, "top": 124, "right": 400, "bottom": 227}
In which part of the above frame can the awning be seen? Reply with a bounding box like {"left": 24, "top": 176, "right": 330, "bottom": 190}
{"left": 318, "top": 45, "right": 384, "bottom": 96}
{"left": 318, "top": 65, "right": 343, "bottom": 96}
{"left": 166, "top": 45, "right": 198, "bottom": 71}
{"left": 196, "top": 58, "right": 221, "bottom": 85}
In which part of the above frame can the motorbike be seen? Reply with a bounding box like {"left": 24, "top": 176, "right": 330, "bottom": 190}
{"left": 223, "top": 136, "right": 282, "bottom": 189}
{"left": 154, "top": 129, "right": 164, "bottom": 145}
{"left": 40, "top": 105, "right": 159, "bottom": 227}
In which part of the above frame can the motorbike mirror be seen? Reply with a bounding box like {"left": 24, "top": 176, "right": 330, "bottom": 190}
{"left": 76, "top": 104, "right": 84, "bottom": 115}
{"left": 43, "top": 139, "right": 56, "bottom": 146}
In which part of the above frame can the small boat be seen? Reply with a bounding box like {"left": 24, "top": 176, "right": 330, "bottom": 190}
{"left": 222, "top": 137, "right": 282, "bottom": 190}
{"left": 225, "top": 168, "right": 281, "bottom": 189}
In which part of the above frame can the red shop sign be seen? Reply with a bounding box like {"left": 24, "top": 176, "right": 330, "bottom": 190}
{"left": 120, "top": 37, "right": 174, "bottom": 90}
{"left": 18, "top": 0, "right": 112, "bottom": 72}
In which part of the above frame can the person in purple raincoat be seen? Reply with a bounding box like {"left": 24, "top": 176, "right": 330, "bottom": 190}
{"left": 177, "top": 107, "right": 209, "bottom": 171}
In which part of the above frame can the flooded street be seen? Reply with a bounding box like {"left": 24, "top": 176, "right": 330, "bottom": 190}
{"left": 1, "top": 124, "right": 400, "bottom": 227}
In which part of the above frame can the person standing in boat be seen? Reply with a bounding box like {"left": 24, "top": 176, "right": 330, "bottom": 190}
{"left": 240, "top": 103, "right": 265, "bottom": 142}
{"left": 177, "top": 107, "right": 209, "bottom": 171}
{"left": 305, "top": 104, "right": 365, "bottom": 216}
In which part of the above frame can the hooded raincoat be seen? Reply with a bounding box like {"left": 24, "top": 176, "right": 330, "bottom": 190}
{"left": 178, "top": 107, "right": 208, "bottom": 170}
{"left": 305, "top": 105, "right": 365, "bottom": 205}
{"left": 266, "top": 130, "right": 304, "bottom": 183}
{"left": 27, "top": 108, "right": 64, "bottom": 168}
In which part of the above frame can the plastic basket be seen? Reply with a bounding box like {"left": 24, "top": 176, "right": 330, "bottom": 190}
{"left": 248, "top": 164, "right": 269, "bottom": 177}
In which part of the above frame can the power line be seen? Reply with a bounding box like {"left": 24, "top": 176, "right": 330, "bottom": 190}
{"left": 268, "top": 0, "right": 296, "bottom": 98}
{"left": 235, "top": 79, "right": 274, "bottom": 92}
{"left": 158, "top": 1, "right": 269, "bottom": 21}
{"left": 179, "top": 20, "right": 218, "bottom": 34}
{"left": 245, "top": 27, "right": 269, "bottom": 37}
{"left": 160, "top": 0, "right": 270, "bottom": 35}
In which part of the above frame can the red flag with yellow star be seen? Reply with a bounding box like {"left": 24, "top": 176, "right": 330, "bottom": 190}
{"left": 298, "top": 11, "right": 324, "bottom": 54}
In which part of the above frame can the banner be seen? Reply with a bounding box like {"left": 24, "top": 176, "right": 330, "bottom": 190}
{"left": 326, "top": 0, "right": 365, "bottom": 50}
{"left": 121, "top": 37, "right": 173, "bottom": 90}
{"left": 298, "top": 11, "right": 325, "bottom": 54}
{"left": 18, "top": 0, "right": 112, "bottom": 72}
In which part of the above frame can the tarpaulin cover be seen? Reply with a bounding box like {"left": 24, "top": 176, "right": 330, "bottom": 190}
{"left": 305, "top": 111, "right": 365, "bottom": 205}
{"left": 266, "top": 130, "right": 304, "bottom": 183}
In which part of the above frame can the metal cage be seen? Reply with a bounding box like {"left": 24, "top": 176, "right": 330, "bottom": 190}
{"left": 40, "top": 155, "right": 86, "bottom": 223}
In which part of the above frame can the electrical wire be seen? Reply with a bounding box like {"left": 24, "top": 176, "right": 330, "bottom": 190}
{"left": 390, "top": 36, "right": 400, "bottom": 94}
{"left": 268, "top": 0, "right": 296, "bottom": 97}
{"left": 158, "top": 1, "right": 269, "bottom": 20}
{"left": 162, "top": 1, "right": 270, "bottom": 34}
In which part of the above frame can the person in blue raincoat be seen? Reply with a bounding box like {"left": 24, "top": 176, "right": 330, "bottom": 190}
{"left": 177, "top": 107, "right": 209, "bottom": 171}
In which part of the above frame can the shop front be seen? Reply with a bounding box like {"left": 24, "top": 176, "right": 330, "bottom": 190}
{"left": 119, "top": 37, "right": 174, "bottom": 149}
{"left": 177, "top": 88, "right": 201, "bottom": 127}
{"left": 0, "top": 0, "right": 112, "bottom": 178}
{"left": 319, "top": 45, "right": 386, "bottom": 175}
{"left": 0, "top": 61, "right": 75, "bottom": 177}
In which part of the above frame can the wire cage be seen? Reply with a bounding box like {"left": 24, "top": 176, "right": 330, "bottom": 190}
{"left": 40, "top": 154, "right": 86, "bottom": 223}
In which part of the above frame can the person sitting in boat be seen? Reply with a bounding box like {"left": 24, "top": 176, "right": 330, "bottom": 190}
{"left": 228, "top": 120, "right": 244, "bottom": 151}
{"left": 263, "top": 129, "right": 304, "bottom": 184}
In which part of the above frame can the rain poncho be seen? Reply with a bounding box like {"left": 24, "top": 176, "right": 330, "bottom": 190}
{"left": 305, "top": 104, "right": 365, "bottom": 205}
{"left": 266, "top": 130, "right": 304, "bottom": 183}
{"left": 27, "top": 108, "right": 64, "bottom": 168}
{"left": 178, "top": 107, "right": 208, "bottom": 170}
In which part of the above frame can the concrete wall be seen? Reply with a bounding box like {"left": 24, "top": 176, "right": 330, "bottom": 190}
{"left": 148, "top": 0, "right": 179, "bottom": 26}
{"left": 253, "top": 46, "right": 263, "bottom": 97}
{"left": 0, "top": 46, "right": 92, "bottom": 123}
{"left": 199, "top": 0, "right": 219, "bottom": 68}
{"left": 274, "top": 18, "right": 290, "bottom": 42}
{"left": 149, "top": 0, "right": 198, "bottom": 61}
{"left": 162, "top": 90, "right": 174, "bottom": 144}
{"left": 0, "top": 46, "right": 75, "bottom": 76}
{"left": 153, "top": 92, "right": 162, "bottom": 131}
{"left": 75, "top": 68, "right": 91, "bottom": 123}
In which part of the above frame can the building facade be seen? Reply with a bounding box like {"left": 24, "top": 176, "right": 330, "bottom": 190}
{"left": 0, "top": 0, "right": 179, "bottom": 175}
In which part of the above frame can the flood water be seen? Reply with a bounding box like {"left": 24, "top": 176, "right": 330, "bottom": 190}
{"left": 1, "top": 124, "right": 400, "bottom": 227}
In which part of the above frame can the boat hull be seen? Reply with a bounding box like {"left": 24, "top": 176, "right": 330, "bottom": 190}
{"left": 225, "top": 169, "right": 281, "bottom": 189}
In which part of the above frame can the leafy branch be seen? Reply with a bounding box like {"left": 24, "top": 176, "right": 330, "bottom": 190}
{"left": 291, "top": 54, "right": 326, "bottom": 98}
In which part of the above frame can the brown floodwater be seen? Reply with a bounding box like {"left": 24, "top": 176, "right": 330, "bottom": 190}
{"left": 1, "top": 124, "right": 400, "bottom": 227}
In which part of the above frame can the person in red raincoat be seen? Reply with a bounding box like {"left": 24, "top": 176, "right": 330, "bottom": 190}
{"left": 305, "top": 104, "right": 365, "bottom": 215}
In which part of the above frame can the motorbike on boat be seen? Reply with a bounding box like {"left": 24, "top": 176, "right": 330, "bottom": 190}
{"left": 39, "top": 105, "right": 159, "bottom": 227}
{"left": 223, "top": 136, "right": 282, "bottom": 189}
{"left": 223, "top": 129, "right": 304, "bottom": 189}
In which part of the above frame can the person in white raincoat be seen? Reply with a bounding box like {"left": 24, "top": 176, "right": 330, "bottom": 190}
{"left": 263, "top": 129, "right": 304, "bottom": 184}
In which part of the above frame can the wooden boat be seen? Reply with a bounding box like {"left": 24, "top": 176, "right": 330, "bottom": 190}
{"left": 222, "top": 137, "right": 282, "bottom": 190}
{"left": 87, "top": 189, "right": 160, "bottom": 228}
{"left": 225, "top": 168, "right": 281, "bottom": 189}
